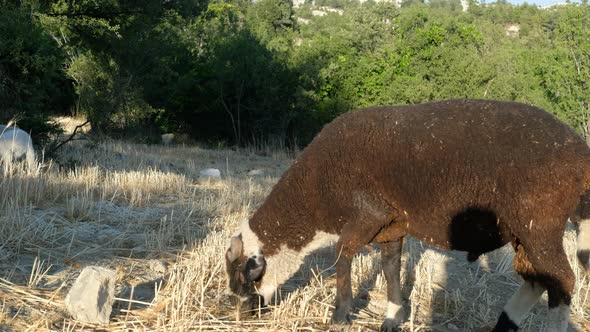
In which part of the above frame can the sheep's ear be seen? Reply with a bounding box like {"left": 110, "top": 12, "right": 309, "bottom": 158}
{"left": 245, "top": 255, "right": 266, "bottom": 282}
{"left": 227, "top": 234, "right": 243, "bottom": 262}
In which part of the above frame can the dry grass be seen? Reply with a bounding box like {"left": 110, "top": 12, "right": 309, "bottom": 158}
{"left": 0, "top": 131, "right": 588, "bottom": 331}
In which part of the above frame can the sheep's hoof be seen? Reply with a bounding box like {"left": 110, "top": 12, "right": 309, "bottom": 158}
{"left": 380, "top": 307, "right": 405, "bottom": 332}
{"left": 329, "top": 320, "right": 352, "bottom": 332}
{"left": 380, "top": 319, "right": 401, "bottom": 332}
{"left": 491, "top": 311, "right": 519, "bottom": 332}
{"left": 247, "top": 295, "right": 268, "bottom": 315}
{"left": 330, "top": 308, "right": 352, "bottom": 326}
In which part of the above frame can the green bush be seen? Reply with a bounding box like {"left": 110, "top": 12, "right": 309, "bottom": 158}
{"left": 0, "top": 3, "right": 74, "bottom": 144}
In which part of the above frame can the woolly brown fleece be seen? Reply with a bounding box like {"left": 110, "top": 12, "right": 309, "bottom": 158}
{"left": 248, "top": 99, "right": 590, "bottom": 307}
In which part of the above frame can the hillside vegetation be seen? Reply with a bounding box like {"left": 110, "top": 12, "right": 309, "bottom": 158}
{"left": 1, "top": 0, "right": 589, "bottom": 146}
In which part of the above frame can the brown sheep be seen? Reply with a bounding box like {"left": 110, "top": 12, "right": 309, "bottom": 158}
{"left": 225, "top": 99, "right": 590, "bottom": 332}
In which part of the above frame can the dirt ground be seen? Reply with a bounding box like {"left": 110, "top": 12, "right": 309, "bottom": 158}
{"left": 0, "top": 125, "right": 588, "bottom": 331}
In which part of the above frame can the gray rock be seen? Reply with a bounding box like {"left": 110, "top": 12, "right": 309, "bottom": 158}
{"left": 199, "top": 168, "right": 221, "bottom": 178}
{"left": 161, "top": 133, "right": 174, "bottom": 145}
{"left": 161, "top": 133, "right": 192, "bottom": 145}
{"left": 65, "top": 266, "right": 116, "bottom": 325}
{"left": 247, "top": 169, "right": 264, "bottom": 176}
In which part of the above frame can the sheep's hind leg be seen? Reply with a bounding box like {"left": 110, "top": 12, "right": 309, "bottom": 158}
{"left": 492, "top": 242, "right": 547, "bottom": 331}
{"left": 542, "top": 245, "right": 573, "bottom": 332}
{"left": 495, "top": 230, "right": 574, "bottom": 332}
{"left": 527, "top": 237, "right": 574, "bottom": 332}
{"left": 492, "top": 279, "right": 545, "bottom": 332}
{"left": 380, "top": 239, "right": 405, "bottom": 332}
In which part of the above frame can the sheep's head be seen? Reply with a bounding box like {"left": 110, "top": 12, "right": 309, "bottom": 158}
{"left": 225, "top": 234, "right": 267, "bottom": 309}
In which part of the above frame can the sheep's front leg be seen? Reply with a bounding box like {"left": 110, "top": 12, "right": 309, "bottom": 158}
{"left": 380, "top": 239, "right": 405, "bottom": 332}
{"left": 331, "top": 215, "right": 393, "bottom": 326}
{"left": 332, "top": 246, "right": 354, "bottom": 325}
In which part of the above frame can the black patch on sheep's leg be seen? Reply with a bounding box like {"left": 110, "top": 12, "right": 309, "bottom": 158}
{"left": 331, "top": 254, "right": 353, "bottom": 325}
{"left": 546, "top": 281, "right": 572, "bottom": 308}
{"left": 380, "top": 240, "right": 405, "bottom": 332}
{"left": 492, "top": 311, "right": 519, "bottom": 332}
{"left": 467, "top": 252, "right": 480, "bottom": 262}
{"left": 247, "top": 294, "right": 269, "bottom": 315}
{"left": 450, "top": 207, "right": 504, "bottom": 257}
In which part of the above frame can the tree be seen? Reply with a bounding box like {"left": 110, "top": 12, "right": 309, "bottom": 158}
{"left": 0, "top": 2, "right": 74, "bottom": 143}
{"left": 37, "top": 0, "right": 204, "bottom": 136}
{"left": 539, "top": 4, "right": 590, "bottom": 139}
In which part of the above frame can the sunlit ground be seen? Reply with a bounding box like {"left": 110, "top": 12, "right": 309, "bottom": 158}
{"left": 0, "top": 122, "right": 588, "bottom": 331}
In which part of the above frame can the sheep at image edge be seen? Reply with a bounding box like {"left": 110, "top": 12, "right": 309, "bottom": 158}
{"left": 0, "top": 124, "right": 36, "bottom": 171}
{"left": 225, "top": 99, "right": 590, "bottom": 332}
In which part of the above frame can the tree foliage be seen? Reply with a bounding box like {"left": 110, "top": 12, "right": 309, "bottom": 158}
{"left": 0, "top": 2, "right": 74, "bottom": 143}
{"left": 2, "top": 0, "right": 590, "bottom": 147}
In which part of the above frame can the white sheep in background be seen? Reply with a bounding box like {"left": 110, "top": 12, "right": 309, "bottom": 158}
{"left": 0, "top": 124, "right": 36, "bottom": 171}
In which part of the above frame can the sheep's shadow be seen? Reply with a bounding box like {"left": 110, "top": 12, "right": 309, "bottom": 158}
{"left": 274, "top": 231, "right": 584, "bottom": 331}
{"left": 275, "top": 245, "right": 339, "bottom": 303}
{"left": 113, "top": 277, "right": 163, "bottom": 313}
{"left": 271, "top": 240, "right": 442, "bottom": 327}
{"left": 276, "top": 244, "right": 382, "bottom": 316}
{"left": 418, "top": 229, "right": 584, "bottom": 332}
{"left": 270, "top": 243, "right": 406, "bottom": 329}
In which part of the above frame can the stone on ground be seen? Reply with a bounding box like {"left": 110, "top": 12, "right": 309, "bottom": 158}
{"left": 199, "top": 168, "right": 221, "bottom": 178}
{"left": 247, "top": 169, "right": 264, "bottom": 176}
{"left": 65, "top": 266, "right": 116, "bottom": 324}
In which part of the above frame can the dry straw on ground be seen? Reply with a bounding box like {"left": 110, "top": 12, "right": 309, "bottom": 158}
{"left": 0, "top": 123, "right": 588, "bottom": 331}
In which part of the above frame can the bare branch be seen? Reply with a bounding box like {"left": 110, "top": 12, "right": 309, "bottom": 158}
{"left": 50, "top": 120, "right": 90, "bottom": 154}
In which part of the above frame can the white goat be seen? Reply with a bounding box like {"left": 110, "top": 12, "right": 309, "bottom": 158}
{"left": 0, "top": 124, "right": 36, "bottom": 171}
